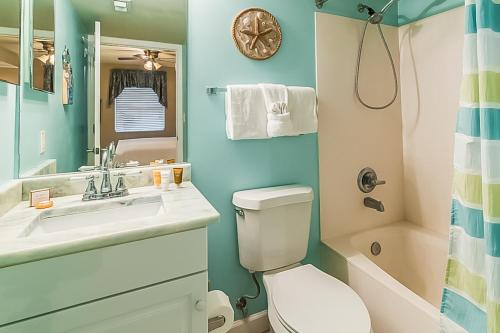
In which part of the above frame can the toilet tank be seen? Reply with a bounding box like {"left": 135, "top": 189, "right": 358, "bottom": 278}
{"left": 233, "top": 185, "right": 314, "bottom": 272}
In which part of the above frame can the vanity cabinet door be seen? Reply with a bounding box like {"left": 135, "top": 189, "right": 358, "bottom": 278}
{"left": 0, "top": 272, "right": 207, "bottom": 333}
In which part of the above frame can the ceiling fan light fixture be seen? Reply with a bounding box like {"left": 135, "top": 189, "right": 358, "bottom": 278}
{"left": 114, "top": 0, "right": 128, "bottom": 12}
{"left": 144, "top": 60, "right": 154, "bottom": 71}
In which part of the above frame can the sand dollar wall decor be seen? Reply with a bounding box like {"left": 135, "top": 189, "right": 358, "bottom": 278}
{"left": 232, "top": 8, "right": 282, "bottom": 60}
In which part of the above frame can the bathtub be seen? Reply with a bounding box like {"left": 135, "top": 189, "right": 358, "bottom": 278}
{"left": 321, "top": 222, "right": 448, "bottom": 333}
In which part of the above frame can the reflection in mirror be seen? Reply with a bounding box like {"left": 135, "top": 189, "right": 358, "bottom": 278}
{"left": 100, "top": 46, "right": 178, "bottom": 168}
{"left": 32, "top": 0, "right": 55, "bottom": 93}
{"left": 18, "top": 0, "right": 187, "bottom": 178}
{"left": 0, "top": 0, "right": 21, "bottom": 85}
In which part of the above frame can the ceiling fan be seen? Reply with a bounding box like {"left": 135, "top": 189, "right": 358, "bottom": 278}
{"left": 33, "top": 41, "right": 55, "bottom": 65}
{"left": 118, "top": 49, "right": 165, "bottom": 71}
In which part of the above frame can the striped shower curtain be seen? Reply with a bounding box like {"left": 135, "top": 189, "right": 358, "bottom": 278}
{"left": 441, "top": 0, "right": 500, "bottom": 332}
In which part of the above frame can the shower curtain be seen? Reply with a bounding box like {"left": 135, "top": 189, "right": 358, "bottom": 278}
{"left": 441, "top": 0, "right": 500, "bottom": 332}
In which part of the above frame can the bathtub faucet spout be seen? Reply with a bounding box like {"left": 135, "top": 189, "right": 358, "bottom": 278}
{"left": 364, "top": 197, "right": 385, "bottom": 212}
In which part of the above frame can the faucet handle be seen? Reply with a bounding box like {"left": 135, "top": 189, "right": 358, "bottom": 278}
{"left": 358, "top": 167, "right": 386, "bottom": 193}
{"left": 83, "top": 175, "right": 98, "bottom": 200}
{"left": 371, "top": 179, "right": 386, "bottom": 186}
{"left": 115, "top": 173, "right": 127, "bottom": 193}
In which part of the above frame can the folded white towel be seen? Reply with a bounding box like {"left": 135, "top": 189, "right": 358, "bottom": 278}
{"left": 259, "top": 83, "right": 294, "bottom": 137}
{"left": 259, "top": 83, "right": 288, "bottom": 108}
{"left": 267, "top": 112, "right": 294, "bottom": 137}
{"left": 288, "top": 86, "right": 318, "bottom": 135}
{"left": 225, "top": 85, "right": 269, "bottom": 140}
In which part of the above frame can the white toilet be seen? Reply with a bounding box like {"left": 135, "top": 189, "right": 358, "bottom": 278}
{"left": 233, "top": 185, "right": 372, "bottom": 333}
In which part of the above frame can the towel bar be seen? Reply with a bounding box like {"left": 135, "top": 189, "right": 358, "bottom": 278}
{"left": 206, "top": 87, "right": 227, "bottom": 95}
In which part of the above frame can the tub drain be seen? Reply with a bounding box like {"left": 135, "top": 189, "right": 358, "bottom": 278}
{"left": 371, "top": 242, "right": 382, "bottom": 256}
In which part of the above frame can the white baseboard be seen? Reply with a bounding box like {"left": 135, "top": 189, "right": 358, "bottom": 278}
{"left": 229, "top": 310, "right": 270, "bottom": 333}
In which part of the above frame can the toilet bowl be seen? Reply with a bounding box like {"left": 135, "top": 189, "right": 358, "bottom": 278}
{"left": 233, "top": 185, "right": 371, "bottom": 333}
{"left": 264, "top": 265, "right": 371, "bottom": 333}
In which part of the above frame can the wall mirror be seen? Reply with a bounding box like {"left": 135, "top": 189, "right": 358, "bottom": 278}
{"left": 32, "top": 0, "right": 55, "bottom": 93}
{"left": 18, "top": 0, "right": 187, "bottom": 178}
{"left": 0, "top": 0, "right": 21, "bottom": 86}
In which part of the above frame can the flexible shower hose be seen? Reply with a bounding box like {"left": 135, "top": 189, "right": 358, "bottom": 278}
{"left": 355, "top": 20, "right": 398, "bottom": 110}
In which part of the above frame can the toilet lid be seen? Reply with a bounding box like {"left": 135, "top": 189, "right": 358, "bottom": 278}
{"left": 270, "top": 265, "right": 371, "bottom": 333}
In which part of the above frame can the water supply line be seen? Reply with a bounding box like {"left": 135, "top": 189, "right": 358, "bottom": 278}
{"left": 235, "top": 272, "right": 261, "bottom": 317}
{"left": 355, "top": 2, "right": 399, "bottom": 110}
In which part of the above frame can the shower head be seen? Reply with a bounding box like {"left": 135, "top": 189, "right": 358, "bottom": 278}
{"left": 315, "top": 0, "right": 328, "bottom": 9}
{"left": 368, "top": 12, "right": 385, "bottom": 24}
{"left": 358, "top": 0, "right": 399, "bottom": 24}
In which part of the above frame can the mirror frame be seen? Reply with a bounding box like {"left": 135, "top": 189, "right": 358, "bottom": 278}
{"left": 30, "top": 0, "right": 55, "bottom": 94}
{"left": 0, "top": 0, "right": 22, "bottom": 86}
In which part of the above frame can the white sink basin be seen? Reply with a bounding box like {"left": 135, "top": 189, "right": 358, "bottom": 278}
{"left": 26, "top": 196, "right": 164, "bottom": 237}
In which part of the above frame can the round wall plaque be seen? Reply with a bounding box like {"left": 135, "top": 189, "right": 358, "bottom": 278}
{"left": 231, "top": 8, "right": 282, "bottom": 61}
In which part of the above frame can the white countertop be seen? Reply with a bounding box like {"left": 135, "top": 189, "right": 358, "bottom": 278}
{"left": 0, "top": 182, "right": 219, "bottom": 268}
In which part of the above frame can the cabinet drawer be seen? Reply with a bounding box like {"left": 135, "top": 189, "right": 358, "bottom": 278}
{"left": 0, "top": 228, "right": 207, "bottom": 325}
{"left": 0, "top": 272, "right": 208, "bottom": 333}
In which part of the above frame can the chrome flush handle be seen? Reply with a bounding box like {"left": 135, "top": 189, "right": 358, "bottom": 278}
{"left": 235, "top": 207, "right": 245, "bottom": 218}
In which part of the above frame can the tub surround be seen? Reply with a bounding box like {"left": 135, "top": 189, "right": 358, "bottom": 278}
{"left": 316, "top": 12, "right": 404, "bottom": 238}
{"left": 317, "top": 7, "right": 465, "bottom": 238}
{"left": 0, "top": 181, "right": 218, "bottom": 268}
{"left": 399, "top": 7, "right": 464, "bottom": 236}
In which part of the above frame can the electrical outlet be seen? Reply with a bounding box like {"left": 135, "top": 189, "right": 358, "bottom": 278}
{"left": 40, "top": 130, "right": 46, "bottom": 154}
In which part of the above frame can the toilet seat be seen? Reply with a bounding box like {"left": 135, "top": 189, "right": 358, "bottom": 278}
{"left": 264, "top": 265, "right": 371, "bottom": 333}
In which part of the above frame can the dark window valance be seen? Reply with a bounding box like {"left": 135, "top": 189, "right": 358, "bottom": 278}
{"left": 108, "top": 69, "right": 167, "bottom": 107}
{"left": 43, "top": 63, "right": 54, "bottom": 93}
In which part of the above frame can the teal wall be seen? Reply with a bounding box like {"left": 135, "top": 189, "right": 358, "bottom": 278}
{"left": 19, "top": 0, "right": 87, "bottom": 175}
{"left": 318, "top": 0, "right": 464, "bottom": 26}
{"left": 318, "top": 0, "right": 465, "bottom": 26}
{"left": 187, "top": 0, "right": 323, "bottom": 319}
{"left": 0, "top": 82, "right": 18, "bottom": 185}
{"left": 319, "top": 0, "right": 399, "bottom": 26}
{"left": 398, "top": 0, "right": 464, "bottom": 25}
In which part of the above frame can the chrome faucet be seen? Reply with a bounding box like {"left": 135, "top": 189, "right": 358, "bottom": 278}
{"left": 99, "top": 143, "right": 115, "bottom": 194}
{"left": 82, "top": 172, "right": 129, "bottom": 201}
{"left": 81, "top": 143, "right": 129, "bottom": 201}
{"left": 358, "top": 167, "right": 386, "bottom": 212}
{"left": 364, "top": 197, "right": 385, "bottom": 212}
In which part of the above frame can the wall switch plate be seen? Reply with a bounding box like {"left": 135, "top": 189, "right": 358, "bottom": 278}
{"left": 40, "top": 130, "right": 46, "bottom": 154}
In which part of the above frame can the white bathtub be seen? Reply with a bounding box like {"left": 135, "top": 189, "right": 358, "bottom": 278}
{"left": 322, "top": 222, "right": 448, "bottom": 333}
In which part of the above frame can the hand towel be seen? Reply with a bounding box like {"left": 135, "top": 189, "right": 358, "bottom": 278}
{"left": 225, "top": 85, "right": 269, "bottom": 140}
{"left": 288, "top": 86, "right": 318, "bottom": 135}
{"left": 259, "top": 84, "right": 295, "bottom": 137}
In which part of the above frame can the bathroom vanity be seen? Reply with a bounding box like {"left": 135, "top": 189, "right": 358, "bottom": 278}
{"left": 0, "top": 182, "right": 219, "bottom": 332}
{"left": 0, "top": 0, "right": 234, "bottom": 331}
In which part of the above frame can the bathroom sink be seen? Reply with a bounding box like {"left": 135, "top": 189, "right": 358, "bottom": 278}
{"left": 26, "top": 196, "right": 165, "bottom": 237}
